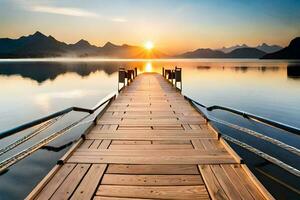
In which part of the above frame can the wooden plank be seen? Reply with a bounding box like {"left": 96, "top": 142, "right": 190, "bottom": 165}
{"left": 111, "top": 140, "right": 152, "bottom": 145}
{"left": 151, "top": 111, "right": 176, "bottom": 116}
{"left": 118, "top": 125, "right": 152, "bottom": 130}
{"left": 210, "top": 165, "right": 242, "bottom": 200}
{"left": 79, "top": 140, "right": 93, "bottom": 149}
{"left": 90, "top": 129, "right": 209, "bottom": 134}
{"left": 100, "top": 121, "right": 188, "bottom": 125}
{"left": 87, "top": 134, "right": 213, "bottom": 140}
{"left": 96, "top": 185, "right": 210, "bottom": 199}
{"left": 74, "top": 149, "right": 228, "bottom": 156}
{"left": 26, "top": 165, "right": 62, "bottom": 200}
{"left": 50, "top": 164, "right": 90, "bottom": 200}
{"left": 106, "top": 131, "right": 203, "bottom": 138}
{"left": 152, "top": 140, "right": 191, "bottom": 144}
{"left": 182, "top": 124, "right": 191, "bottom": 130}
{"left": 198, "top": 165, "right": 229, "bottom": 200}
{"left": 89, "top": 140, "right": 102, "bottom": 149}
{"left": 106, "top": 164, "right": 199, "bottom": 175}
{"left": 201, "top": 139, "right": 215, "bottom": 150}
{"left": 109, "top": 124, "right": 119, "bottom": 130}
{"left": 94, "top": 197, "right": 150, "bottom": 200}
{"left": 220, "top": 137, "right": 242, "bottom": 163}
{"left": 152, "top": 125, "right": 183, "bottom": 130}
{"left": 33, "top": 164, "right": 76, "bottom": 200}
{"left": 71, "top": 164, "right": 107, "bottom": 200}
{"left": 192, "top": 140, "right": 205, "bottom": 150}
{"left": 108, "top": 107, "right": 176, "bottom": 111}
{"left": 67, "top": 155, "right": 236, "bottom": 165}
{"left": 239, "top": 164, "right": 272, "bottom": 199}
{"left": 221, "top": 164, "right": 255, "bottom": 200}
{"left": 99, "top": 140, "right": 111, "bottom": 149}
{"left": 26, "top": 138, "right": 84, "bottom": 199}
{"left": 123, "top": 111, "right": 151, "bottom": 116}
{"left": 101, "top": 174, "right": 203, "bottom": 186}
{"left": 108, "top": 144, "right": 194, "bottom": 150}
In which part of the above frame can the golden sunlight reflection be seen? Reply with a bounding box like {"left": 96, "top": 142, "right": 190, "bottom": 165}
{"left": 145, "top": 62, "right": 153, "bottom": 72}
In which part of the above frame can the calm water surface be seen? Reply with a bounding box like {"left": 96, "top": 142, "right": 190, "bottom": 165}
{"left": 0, "top": 59, "right": 299, "bottom": 199}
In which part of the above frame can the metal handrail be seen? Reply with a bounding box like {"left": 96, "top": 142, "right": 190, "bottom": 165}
{"left": 184, "top": 96, "right": 300, "bottom": 136}
{"left": 0, "top": 93, "right": 116, "bottom": 172}
{"left": 184, "top": 95, "right": 300, "bottom": 177}
{"left": 0, "top": 93, "right": 116, "bottom": 140}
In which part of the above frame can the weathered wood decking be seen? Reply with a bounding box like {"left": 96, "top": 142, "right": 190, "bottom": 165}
{"left": 27, "top": 73, "right": 274, "bottom": 200}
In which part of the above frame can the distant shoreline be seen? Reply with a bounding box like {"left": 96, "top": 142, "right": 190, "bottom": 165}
{"left": 0, "top": 58, "right": 299, "bottom": 63}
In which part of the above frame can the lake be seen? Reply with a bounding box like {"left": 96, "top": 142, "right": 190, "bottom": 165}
{"left": 0, "top": 59, "right": 299, "bottom": 199}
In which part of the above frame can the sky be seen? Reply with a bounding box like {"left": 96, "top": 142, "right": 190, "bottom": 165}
{"left": 0, "top": 0, "right": 299, "bottom": 54}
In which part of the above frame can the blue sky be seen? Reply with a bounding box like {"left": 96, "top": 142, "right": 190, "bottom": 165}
{"left": 0, "top": 0, "right": 299, "bottom": 53}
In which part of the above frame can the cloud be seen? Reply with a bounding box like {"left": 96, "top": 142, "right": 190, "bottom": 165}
{"left": 20, "top": 2, "right": 128, "bottom": 22}
{"left": 26, "top": 4, "right": 127, "bottom": 22}
{"left": 29, "top": 5, "right": 99, "bottom": 18}
{"left": 111, "top": 18, "right": 127, "bottom": 23}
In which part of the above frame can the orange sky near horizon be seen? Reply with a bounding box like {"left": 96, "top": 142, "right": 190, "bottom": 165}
{"left": 0, "top": 0, "right": 299, "bottom": 54}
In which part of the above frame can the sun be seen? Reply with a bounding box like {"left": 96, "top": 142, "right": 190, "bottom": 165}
{"left": 144, "top": 41, "right": 154, "bottom": 50}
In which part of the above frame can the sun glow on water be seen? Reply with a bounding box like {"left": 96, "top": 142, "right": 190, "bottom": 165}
{"left": 145, "top": 62, "right": 152, "bottom": 72}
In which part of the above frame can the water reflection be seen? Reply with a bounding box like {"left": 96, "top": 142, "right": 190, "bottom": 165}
{"left": 287, "top": 64, "right": 300, "bottom": 79}
{"left": 197, "top": 66, "right": 211, "bottom": 70}
{"left": 145, "top": 62, "right": 153, "bottom": 72}
{"left": 0, "top": 59, "right": 300, "bottom": 199}
{"left": 0, "top": 59, "right": 299, "bottom": 82}
{"left": 40, "top": 141, "right": 74, "bottom": 152}
{"left": 0, "top": 62, "right": 120, "bottom": 83}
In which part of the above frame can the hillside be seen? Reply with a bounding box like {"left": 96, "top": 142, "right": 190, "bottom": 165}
{"left": 262, "top": 37, "right": 300, "bottom": 59}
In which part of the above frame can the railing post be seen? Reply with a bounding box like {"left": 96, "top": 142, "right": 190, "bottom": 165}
{"left": 175, "top": 66, "right": 182, "bottom": 91}
{"left": 118, "top": 67, "right": 126, "bottom": 92}
{"left": 134, "top": 67, "right": 137, "bottom": 77}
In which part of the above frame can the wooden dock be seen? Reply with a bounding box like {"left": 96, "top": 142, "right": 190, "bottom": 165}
{"left": 27, "top": 73, "right": 274, "bottom": 200}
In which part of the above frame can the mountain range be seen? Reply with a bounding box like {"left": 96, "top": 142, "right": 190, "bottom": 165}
{"left": 0, "top": 31, "right": 298, "bottom": 59}
{"left": 0, "top": 31, "right": 166, "bottom": 58}
{"left": 217, "top": 43, "right": 282, "bottom": 53}
{"left": 176, "top": 48, "right": 266, "bottom": 58}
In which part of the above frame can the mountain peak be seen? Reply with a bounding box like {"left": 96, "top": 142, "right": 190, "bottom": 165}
{"left": 76, "top": 39, "right": 90, "bottom": 46}
{"left": 103, "top": 42, "right": 118, "bottom": 48}
{"left": 256, "top": 43, "right": 282, "bottom": 53}
{"left": 32, "top": 31, "right": 46, "bottom": 38}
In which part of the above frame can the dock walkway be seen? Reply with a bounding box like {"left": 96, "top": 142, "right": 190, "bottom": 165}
{"left": 27, "top": 73, "right": 274, "bottom": 200}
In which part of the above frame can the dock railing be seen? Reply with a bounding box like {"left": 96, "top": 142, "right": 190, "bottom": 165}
{"left": 161, "top": 67, "right": 300, "bottom": 177}
{"left": 162, "top": 67, "right": 182, "bottom": 91}
{"left": 0, "top": 92, "right": 116, "bottom": 173}
{"left": 118, "top": 67, "right": 138, "bottom": 92}
{"left": 185, "top": 96, "right": 300, "bottom": 177}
